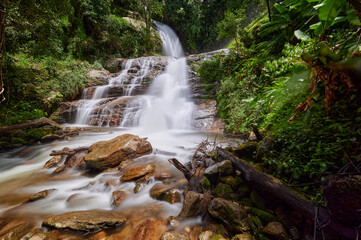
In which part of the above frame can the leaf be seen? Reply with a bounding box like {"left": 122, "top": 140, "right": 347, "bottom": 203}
{"left": 310, "top": 22, "right": 323, "bottom": 35}
{"left": 318, "top": 0, "right": 347, "bottom": 21}
{"left": 294, "top": 30, "right": 311, "bottom": 41}
{"left": 347, "top": 8, "right": 361, "bottom": 26}
{"left": 274, "top": 3, "right": 288, "bottom": 14}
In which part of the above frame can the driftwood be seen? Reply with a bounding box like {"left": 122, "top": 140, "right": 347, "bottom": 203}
{"left": 0, "top": 117, "right": 61, "bottom": 134}
{"left": 168, "top": 158, "right": 193, "bottom": 181}
{"left": 216, "top": 146, "right": 360, "bottom": 239}
{"left": 50, "top": 146, "right": 89, "bottom": 156}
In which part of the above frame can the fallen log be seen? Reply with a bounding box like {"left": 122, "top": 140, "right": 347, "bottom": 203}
{"left": 168, "top": 158, "right": 193, "bottom": 181}
{"left": 0, "top": 117, "right": 62, "bottom": 134}
{"left": 216, "top": 146, "right": 360, "bottom": 239}
{"left": 50, "top": 146, "right": 89, "bottom": 156}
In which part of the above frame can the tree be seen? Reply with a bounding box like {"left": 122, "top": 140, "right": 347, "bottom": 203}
{"left": 216, "top": 10, "right": 245, "bottom": 50}
{"left": 135, "top": 0, "right": 163, "bottom": 30}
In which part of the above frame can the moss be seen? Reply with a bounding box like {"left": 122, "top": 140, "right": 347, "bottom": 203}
{"left": 235, "top": 141, "right": 258, "bottom": 159}
{"left": 250, "top": 190, "right": 266, "bottom": 210}
{"left": 248, "top": 216, "right": 263, "bottom": 235}
{"left": 211, "top": 234, "right": 226, "bottom": 240}
{"left": 203, "top": 177, "right": 211, "bottom": 189}
{"left": 204, "top": 84, "right": 215, "bottom": 91}
{"left": 221, "top": 175, "right": 243, "bottom": 190}
{"left": 250, "top": 207, "right": 278, "bottom": 223}
{"left": 240, "top": 198, "right": 254, "bottom": 206}
{"left": 237, "top": 185, "right": 251, "bottom": 198}
{"left": 214, "top": 183, "right": 233, "bottom": 199}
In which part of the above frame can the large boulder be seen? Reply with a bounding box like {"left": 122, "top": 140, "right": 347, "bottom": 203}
{"left": 207, "top": 198, "right": 249, "bottom": 233}
{"left": 86, "top": 69, "right": 110, "bottom": 87}
{"left": 42, "top": 211, "right": 126, "bottom": 232}
{"left": 84, "top": 134, "right": 152, "bottom": 170}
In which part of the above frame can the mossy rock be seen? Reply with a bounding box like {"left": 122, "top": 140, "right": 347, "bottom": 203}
{"left": 240, "top": 198, "right": 254, "bottom": 207}
{"left": 231, "top": 233, "right": 254, "bottom": 240}
{"left": 221, "top": 175, "right": 243, "bottom": 190}
{"left": 250, "top": 207, "right": 278, "bottom": 223}
{"left": 235, "top": 141, "right": 258, "bottom": 159}
{"left": 250, "top": 190, "right": 266, "bottom": 210}
{"left": 237, "top": 185, "right": 251, "bottom": 198}
{"left": 214, "top": 183, "right": 233, "bottom": 199}
{"left": 248, "top": 215, "right": 263, "bottom": 235}
{"left": 211, "top": 234, "right": 226, "bottom": 240}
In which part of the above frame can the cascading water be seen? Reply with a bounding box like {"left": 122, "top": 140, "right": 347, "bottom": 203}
{"left": 121, "top": 22, "right": 195, "bottom": 131}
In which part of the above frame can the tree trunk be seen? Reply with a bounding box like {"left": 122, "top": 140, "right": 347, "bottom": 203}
{"left": 216, "top": 147, "right": 361, "bottom": 239}
{"left": 266, "top": 0, "right": 272, "bottom": 22}
{"left": 0, "top": 0, "right": 8, "bottom": 102}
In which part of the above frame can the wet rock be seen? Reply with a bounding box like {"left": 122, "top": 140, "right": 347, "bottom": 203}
{"left": 118, "top": 160, "right": 131, "bottom": 170}
{"left": 193, "top": 99, "right": 224, "bottom": 133}
{"left": 25, "top": 189, "right": 57, "bottom": 203}
{"left": 86, "top": 69, "right": 110, "bottom": 86}
{"left": 164, "top": 189, "right": 181, "bottom": 204}
{"left": 322, "top": 175, "right": 361, "bottom": 226}
{"left": 262, "top": 222, "right": 288, "bottom": 240}
{"left": 105, "top": 180, "right": 117, "bottom": 187}
{"left": 84, "top": 134, "right": 153, "bottom": 170}
{"left": 52, "top": 165, "right": 66, "bottom": 175}
{"left": 134, "top": 182, "right": 146, "bottom": 193}
{"left": 135, "top": 173, "right": 154, "bottom": 183}
{"left": 289, "top": 226, "right": 301, "bottom": 240}
{"left": 112, "top": 190, "right": 129, "bottom": 207}
{"left": 207, "top": 198, "right": 249, "bottom": 233}
{"left": 121, "top": 164, "right": 156, "bottom": 182}
{"left": 199, "top": 231, "right": 215, "bottom": 240}
{"left": 149, "top": 183, "right": 180, "bottom": 203}
{"left": 204, "top": 160, "right": 234, "bottom": 183}
{"left": 42, "top": 211, "right": 126, "bottom": 232}
{"left": 64, "top": 151, "right": 87, "bottom": 168}
{"left": 44, "top": 156, "right": 62, "bottom": 168}
{"left": 160, "top": 231, "right": 189, "bottom": 240}
{"left": 179, "top": 191, "right": 211, "bottom": 218}
{"left": 0, "top": 220, "right": 34, "bottom": 240}
{"left": 231, "top": 233, "right": 253, "bottom": 240}
{"left": 237, "top": 185, "right": 251, "bottom": 199}
{"left": 154, "top": 173, "right": 171, "bottom": 180}
{"left": 127, "top": 218, "right": 167, "bottom": 240}
{"left": 105, "top": 58, "right": 127, "bottom": 73}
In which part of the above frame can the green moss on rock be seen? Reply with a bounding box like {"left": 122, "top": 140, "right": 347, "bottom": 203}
{"left": 214, "top": 183, "right": 233, "bottom": 199}
{"left": 250, "top": 190, "right": 266, "bottom": 210}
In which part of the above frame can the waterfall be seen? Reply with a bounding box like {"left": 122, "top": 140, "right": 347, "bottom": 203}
{"left": 121, "top": 22, "right": 195, "bottom": 131}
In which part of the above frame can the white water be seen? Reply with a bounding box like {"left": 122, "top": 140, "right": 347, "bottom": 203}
{"left": 0, "top": 23, "right": 201, "bottom": 223}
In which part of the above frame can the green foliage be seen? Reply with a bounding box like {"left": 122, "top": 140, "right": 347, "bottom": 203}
{"left": 198, "top": 58, "right": 225, "bottom": 83}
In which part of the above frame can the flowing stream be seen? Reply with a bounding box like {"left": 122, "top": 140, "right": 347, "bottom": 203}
{"left": 0, "top": 23, "right": 231, "bottom": 238}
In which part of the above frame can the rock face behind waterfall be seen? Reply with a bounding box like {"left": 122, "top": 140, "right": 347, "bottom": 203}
{"left": 84, "top": 134, "right": 152, "bottom": 170}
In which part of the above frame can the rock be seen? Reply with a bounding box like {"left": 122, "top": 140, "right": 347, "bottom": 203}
{"left": 160, "top": 231, "right": 189, "bottom": 240}
{"left": 179, "top": 191, "right": 211, "bottom": 218}
{"left": 210, "top": 234, "right": 227, "bottom": 240}
{"left": 134, "top": 182, "right": 146, "bottom": 193}
{"left": 0, "top": 220, "right": 34, "bottom": 240}
{"left": 112, "top": 191, "right": 129, "bottom": 207}
{"left": 86, "top": 69, "right": 110, "bottom": 86}
{"left": 84, "top": 134, "right": 153, "bottom": 170}
{"left": 322, "top": 175, "right": 361, "bottom": 226}
{"left": 154, "top": 173, "right": 171, "bottom": 180}
{"left": 250, "top": 190, "right": 266, "bottom": 210}
{"left": 204, "top": 160, "right": 234, "bottom": 183}
{"left": 193, "top": 99, "right": 224, "bottom": 133}
{"left": 214, "top": 183, "right": 233, "bottom": 199}
{"left": 207, "top": 198, "right": 249, "bottom": 233}
{"left": 256, "top": 136, "right": 274, "bottom": 160}
{"left": 135, "top": 173, "right": 154, "bottom": 183}
{"left": 127, "top": 218, "right": 167, "bottom": 240}
{"left": 289, "top": 226, "right": 300, "bottom": 240}
{"left": 123, "top": 17, "right": 147, "bottom": 31}
{"left": 26, "top": 189, "right": 57, "bottom": 203}
{"left": 44, "top": 156, "right": 62, "bottom": 168}
{"left": 149, "top": 183, "right": 180, "bottom": 203}
{"left": 262, "top": 222, "right": 288, "bottom": 240}
{"left": 235, "top": 141, "right": 258, "bottom": 159}
{"left": 42, "top": 211, "right": 126, "bottom": 232}
{"left": 220, "top": 176, "right": 243, "bottom": 190}
{"left": 121, "top": 164, "right": 156, "bottom": 182}
{"left": 105, "top": 58, "right": 127, "bottom": 73}
{"left": 237, "top": 185, "right": 251, "bottom": 199}
{"left": 163, "top": 189, "right": 181, "bottom": 204}
{"left": 52, "top": 165, "right": 66, "bottom": 175}
{"left": 199, "top": 231, "right": 215, "bottom": 240}
{"left": 64, "top": 151, "right": 87, "bottom": 168}
{"left": 231, "top": 233, "right": 253, "bottom": 240}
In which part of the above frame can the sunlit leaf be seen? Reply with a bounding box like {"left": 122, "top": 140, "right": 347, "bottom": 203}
{"left": 294, "top": 30, "right": 311, "bottom": 41}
